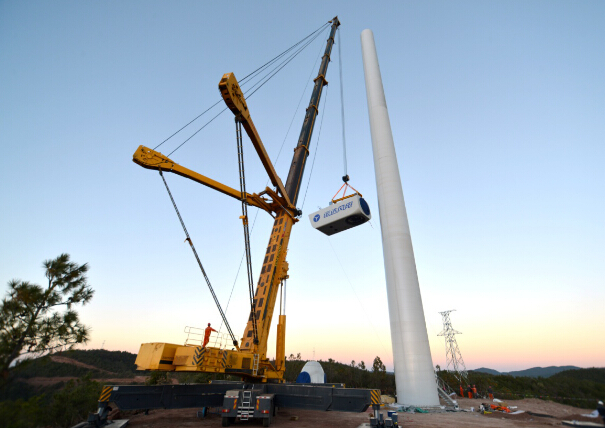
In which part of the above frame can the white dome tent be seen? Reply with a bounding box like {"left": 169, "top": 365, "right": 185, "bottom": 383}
{"left": 295, "top": 361, "right": 326, "bottom": 384}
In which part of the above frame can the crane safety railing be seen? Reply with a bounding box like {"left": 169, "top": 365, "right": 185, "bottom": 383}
{"left": 183, "top": 326, "right": 233, "bottom": 350}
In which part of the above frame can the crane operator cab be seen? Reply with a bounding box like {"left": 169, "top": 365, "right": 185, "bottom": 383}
{"left": 309, "top": 193, "right": 371, "bottom": 236}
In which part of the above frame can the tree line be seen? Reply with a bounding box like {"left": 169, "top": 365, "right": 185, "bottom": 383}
{"left": 284, "top": 353, "right": 395, "bottom": 394}
{"left": 437, "top": 367, "right": 605, "bottom": 409}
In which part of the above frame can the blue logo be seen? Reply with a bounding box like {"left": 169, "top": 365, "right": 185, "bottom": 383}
{"left": 323, "top": 201, "right": 353, "bottom": 218}
{"left": 313, "top": 214, "right": 320, "bottom": 222}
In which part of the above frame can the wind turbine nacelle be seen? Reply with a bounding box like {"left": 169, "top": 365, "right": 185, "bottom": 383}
{"left": 308, "top": 194, "right": 371, "bottom": 236}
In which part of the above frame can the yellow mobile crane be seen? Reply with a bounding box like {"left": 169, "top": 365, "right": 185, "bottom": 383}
{"left": 132, "top": 18, "right": 339, "bottom": 383}
{"left": 84, "top": 18, "right": 381, "bottom": 428}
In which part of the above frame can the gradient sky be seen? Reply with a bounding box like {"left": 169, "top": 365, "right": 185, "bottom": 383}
{"left": 1, "top": 1, "right": 603, "bottom": 373}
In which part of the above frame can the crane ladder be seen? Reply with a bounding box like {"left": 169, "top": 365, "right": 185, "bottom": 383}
{"left": 252, "top": 353, "right": 260, "bottom": 376}
{"left": 238, "top": 390, "right": 254, "bottom": 421}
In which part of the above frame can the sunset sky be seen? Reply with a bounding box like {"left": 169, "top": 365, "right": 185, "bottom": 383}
{"left": 1, "top": 1, "right": 603, "bottom": 373}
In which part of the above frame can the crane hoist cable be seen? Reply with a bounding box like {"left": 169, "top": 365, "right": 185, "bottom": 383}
{"left": 326, "top": 29, "right": 363, "bottom": 204}
{"left": 272, "top": 35, "right": 326, "bottom": 166}
{"left": 338, "top": 27, "right": 349, "bottom": 184}
{"left": 235, "top": 117, "right": 259, "bottom": 345}
{"left": 301, "top": 86, "right": 329, "bottom": 211}
{"left": 153, "top": 21, "right": 331, "bottom": 154}
{"left": 158, "top": 169, "right": 239, "bottom": 349}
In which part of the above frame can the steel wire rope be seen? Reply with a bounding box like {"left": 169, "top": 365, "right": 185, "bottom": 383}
{"left": 168, "top": 37, "right": 329, "bottom": 322}
{"left": 217, "top": 39, "right": 326, "bottom": 332}
{"left": 153, "top": 21, "right": 330, "bottom": 152}
{"left": 153, "top": 100, "right": 222, "bottom": 151}
{"left": 215, "top": 34, "right": 329, "bottom": 336}
{"left": 147, "top": 21, "right": 331, "bottom": 342}
{"left": 158, "top": 169, "right": 238, "bottom": 346}
{"left": 166, "top": 107, "right": 228, "bottom": 157}
{"left": 243, "top": 27, "right": 329, "bottom": 99}
{"left": 165, "top": 26, "right": 328, "bottom": 158}
{"left": 235, "top": 119, "right": 259, "bottom": 344}
{"left": 337, "top": 27, "right": 348, "bottom": 180}
{"left": 240, "top": 22, "right": 330, "bottom": 82}
{"left": 262, "top": 31, "right": 327, "bottom": 167}
{"left": 300, "top": 86, "right": 329, "bottom": 211}
{"left": 235, "top": 28, "right": 329, "bottom": 218}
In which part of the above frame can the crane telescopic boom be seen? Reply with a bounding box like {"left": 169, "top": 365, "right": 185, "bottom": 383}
{"left": 238, "top": 15, "right": 340, "bottom": 372}
{"left": 286, "top": 16, "right": 340, "bottom": 205}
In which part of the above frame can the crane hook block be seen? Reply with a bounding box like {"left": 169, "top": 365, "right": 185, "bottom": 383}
{"left": 309, "top": 194, "right": 371, "bottom": 236}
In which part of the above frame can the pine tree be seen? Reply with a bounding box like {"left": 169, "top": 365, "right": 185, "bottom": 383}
{"left": 372, "top": 356, "right": 387, "bottom": 390}
{"left": 0, "top": 254, "right": 94, "bottom": 385}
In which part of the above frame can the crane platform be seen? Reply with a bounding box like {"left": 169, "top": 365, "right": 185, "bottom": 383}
{"left": 81, "top": 381, "right": 380, "bottom": 427}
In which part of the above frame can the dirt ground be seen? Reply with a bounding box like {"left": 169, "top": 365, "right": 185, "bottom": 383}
{"left": 112, "top": 397, "right": 604, "bottom": 428}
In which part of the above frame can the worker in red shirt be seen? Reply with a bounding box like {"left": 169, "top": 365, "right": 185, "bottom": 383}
{"left": 459, "top": 384, "right": 464, "bottom": 398}
{"left": 203, "top": 323, "right": 217, "bottom": 348}
{"left": 472, "top": 384, "right": 478, "bottom": 398}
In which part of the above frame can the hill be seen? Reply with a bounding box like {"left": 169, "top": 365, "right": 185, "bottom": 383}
{"left": 509, "top": 366, "right": 582, "bottom": 377}
{"left": 1, "top": 349, "right": 139, "bottom": 404}
{"left": 552, "top": 367, "right": 605, "bottom": 384}
{"left": 472, "top": 367, "right": 500, "bottom": 375}
{"left": 471, "top": 365, "right": 582, "bottom": 378}
{"left": 439, "top": 367, "right": 605, "bottom": 409}
{"left": 10, "top": 349, "right": 137, "bottom": 381}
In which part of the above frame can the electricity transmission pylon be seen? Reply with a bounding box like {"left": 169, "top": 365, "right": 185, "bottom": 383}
{"left": 438, "top": 310, "right": 468, "bottom": 385}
